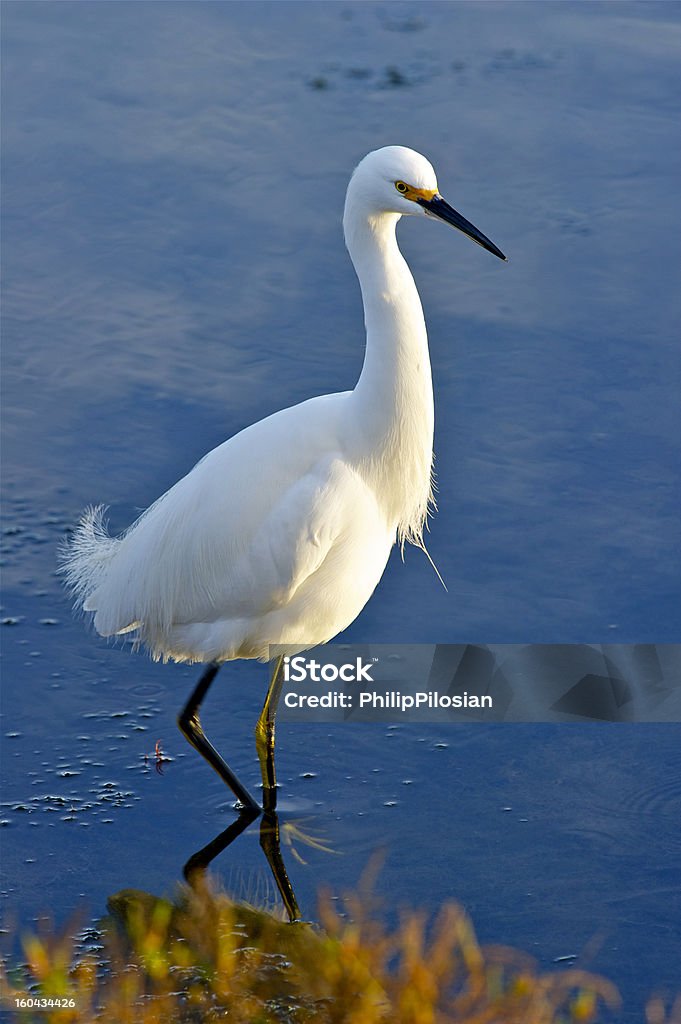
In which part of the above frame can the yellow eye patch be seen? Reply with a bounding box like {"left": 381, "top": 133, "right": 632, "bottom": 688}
{"left": 394, "top": 181, "right": 438, "bottom": 202}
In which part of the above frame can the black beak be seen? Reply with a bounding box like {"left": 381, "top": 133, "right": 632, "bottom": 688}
{"left": 417, "top": 194, "right": 506, "bottom": 261}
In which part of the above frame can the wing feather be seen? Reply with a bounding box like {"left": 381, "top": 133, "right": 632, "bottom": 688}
{"left": 68, "top": 394, "right": 354, "bottom": 641}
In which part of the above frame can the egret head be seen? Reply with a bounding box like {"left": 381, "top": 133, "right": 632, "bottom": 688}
{"left": 346, "top": 145, "right": 506, "bottom": 261}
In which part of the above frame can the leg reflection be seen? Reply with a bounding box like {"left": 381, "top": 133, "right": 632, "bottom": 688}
{"left": 183, "top": 805, "right": 301, "bottom": 923}
{"left": 183, "top": 805, "right": 259, "bottom": 885}
{"left": 259, "top": 810, "right": 301, "bottom": 922}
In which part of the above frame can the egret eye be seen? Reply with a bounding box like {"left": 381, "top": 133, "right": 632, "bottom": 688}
{"left": 395, "top": 181, "right": 409, "bottom": 194}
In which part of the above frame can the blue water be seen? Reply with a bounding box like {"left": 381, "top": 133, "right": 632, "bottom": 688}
{"left": 2, "top": 1, "right": 680, "bottom": 1016}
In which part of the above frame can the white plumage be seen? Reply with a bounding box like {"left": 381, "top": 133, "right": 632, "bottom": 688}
{"left": 61, "top": 146, "right": 505, "bottom": 667}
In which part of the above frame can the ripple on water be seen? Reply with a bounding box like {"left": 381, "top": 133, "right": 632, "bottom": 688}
{"left": 563, "top": 766, "right": 681, "bottom": 858}
{"left": 123, "top": 679, "right": 170, "bottom": 703}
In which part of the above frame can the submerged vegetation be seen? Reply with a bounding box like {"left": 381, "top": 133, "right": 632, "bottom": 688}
{"left": 4, "top": 879, "right": 678, "bottom": 1024}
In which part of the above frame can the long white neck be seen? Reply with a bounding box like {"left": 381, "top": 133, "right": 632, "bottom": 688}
{"left": 343, "top": 207, "right": 435, "bottom": 547}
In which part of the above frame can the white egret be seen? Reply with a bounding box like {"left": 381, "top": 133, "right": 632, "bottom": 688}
{"left": 61, "top": 146, "right": 505, "bottom": 813}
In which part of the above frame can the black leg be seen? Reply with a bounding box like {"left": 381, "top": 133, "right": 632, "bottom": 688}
{"left": 178, "top": 662, "right": 260, "bottom": 813}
